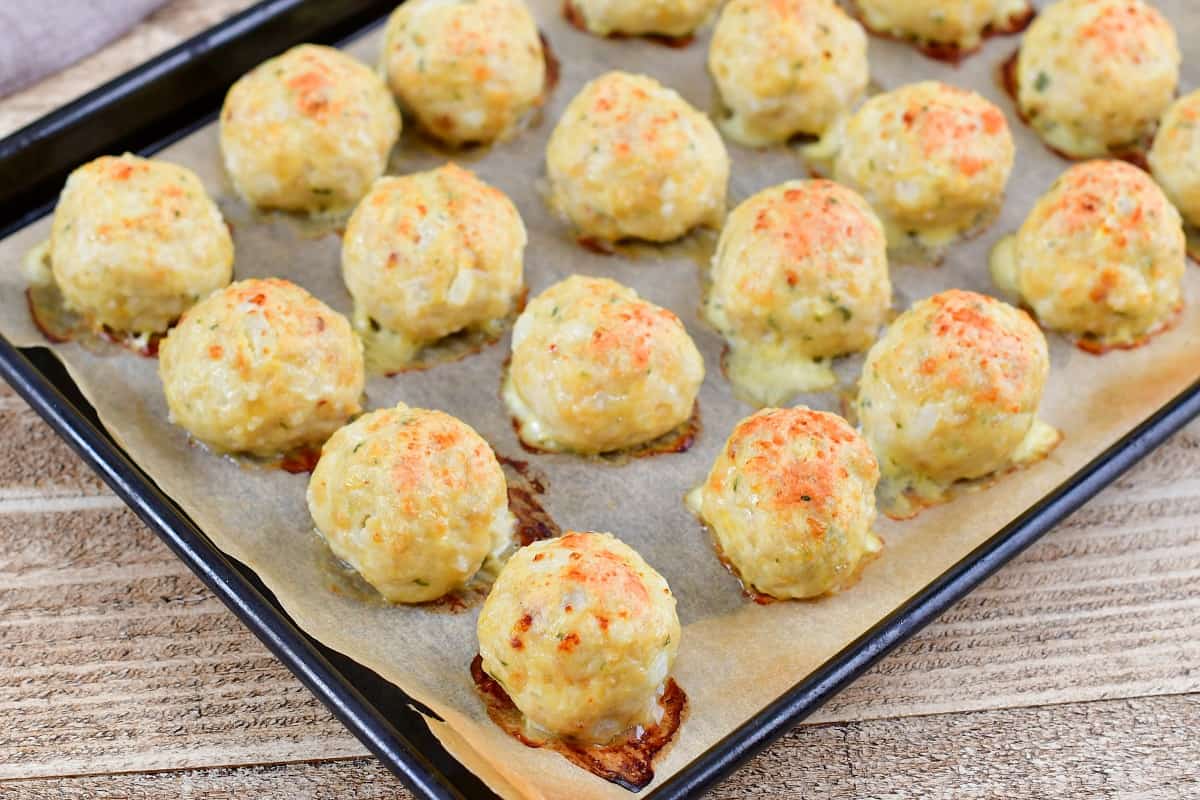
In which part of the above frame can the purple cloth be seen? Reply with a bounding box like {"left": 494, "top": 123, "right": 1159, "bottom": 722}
{"left": 0, "top": 0, "right": 170, "bottom": 98}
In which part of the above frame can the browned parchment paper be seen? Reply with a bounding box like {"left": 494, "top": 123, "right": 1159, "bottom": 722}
{"left": 1, "top": 2, "right": 1199, "bottom": 797}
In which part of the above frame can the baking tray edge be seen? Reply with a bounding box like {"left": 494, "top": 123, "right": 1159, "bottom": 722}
{"left": 2, "top": 1, "right": 1199, "bottom": 798}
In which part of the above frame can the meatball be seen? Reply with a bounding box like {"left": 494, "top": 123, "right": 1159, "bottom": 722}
{"left": 857, "top": 290, "right": 1058, "bottom": 514}
{"left": 307, "top": 404, "right": 514, "bottom": 604}
{"left": 158, "top": 278, "right": 364, "bottom": 457}
{"left": 709, "top": 0, "right": 869, "bottom": 147}
{"left": 705, "top": 180, "right": 890, "bottom": 404}
{"left": 342, "top": 164, "right": 526, "bottom": 369}
{"left": 687, "top": 407, "right": 881, "bottom": 600}
{"left": 546, "top": 71, "right": 729, "bottom": 243}
{"left": 1015, "top": 0, "right": 1179, "bottom": 159}
{"left": 382, "top": 0, "right": 546, "bottom": 146}
{"left": 566, "top": 0, "right": 721, "bottom": 38}
{"left": 38, "top": 154, "right": 232, "bottom": 335}
{"left": 477, "top": 531, "right": 680, "bottom": 744}
{"left": 219, "top": 44, "right": 400, "bottom": 214}
{"left": 1149, "top": 89, "right": 1200, "bottom": 229}
{"left": 990, "top": 160, "right": 1185, "bottom": 350}
{"left": 504, "top": 275, "right": 704, "bottom": 454}
{"left": 855, "top": 0, "right": 1032, "bottom": 53}
{"left": 833, "top": 81, "right": 1014, "bottom": 256}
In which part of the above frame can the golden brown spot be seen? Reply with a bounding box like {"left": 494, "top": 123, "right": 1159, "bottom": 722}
{"left": 287, "top": 69, "right": 336, "bottom": 118}
{"left": 1089, "top": 268, "right": 1121, "bottom": 303}
{"left": 560, "top": 533, "right": 590, "bottom": 549}
{"left": 1078, "top": 4, "right": 1163, "bottom": 60}
{"left": 431, "top": 429, "right": 461, "bottom": 448}
{"left": 770, "top": 458, "right": 834, "bottom": 510}
{"left": 981, "top": 108, "right": 1005, "bottom": 135}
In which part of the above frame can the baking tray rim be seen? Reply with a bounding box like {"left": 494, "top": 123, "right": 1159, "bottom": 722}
{"left": 2, "top": 2, "right": 1198, "bottom": 798}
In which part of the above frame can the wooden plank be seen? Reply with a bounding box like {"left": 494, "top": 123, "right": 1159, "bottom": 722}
{"left": 0, "top": 397, "right": 108, "bottom": 500}
{"left": 4, "top": 693, "right": 1197, "bottom": 799}
{"left": 0, "top": 506, "right": 363, "bottom": 780}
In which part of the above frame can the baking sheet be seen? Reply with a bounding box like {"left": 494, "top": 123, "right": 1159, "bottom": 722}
{"left": 2, "top": 2, "right": 1199, "bottom": 797}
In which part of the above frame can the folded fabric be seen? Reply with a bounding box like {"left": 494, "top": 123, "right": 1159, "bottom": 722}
{"left": 0, "top": 0, "right": 169, "bottom": 99}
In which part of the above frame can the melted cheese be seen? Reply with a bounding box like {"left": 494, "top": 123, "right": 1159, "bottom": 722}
{"left": 704, "top": 179, "right": 890, "bottom": 405}
{"left": 723, "top": 342, "right": 836, "bottom": 405}
{"left": 988, "top": 233, "right": 1019, "bottom": 297}
{"left": 877, "top": 417, "right": 1061, "bottom": 519}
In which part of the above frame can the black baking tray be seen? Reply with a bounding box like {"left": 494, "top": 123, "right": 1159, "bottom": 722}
{"left": 3, "top": 1, "right": 1200, "bottom": 797}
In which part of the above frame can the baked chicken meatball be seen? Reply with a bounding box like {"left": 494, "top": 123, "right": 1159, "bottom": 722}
{"left": 219, "top": 44, "right": 400, "bottom": 214}
{"left": 546, "top": 71, "right": 729, "bottom": 244}
{"left": 1015, "top": 0, "right": 1180, "bottom": 159}
{"left": 504, "top": 276, "right": 704, "bottom": 454}
{"left": 35, "top": 154, "right": 232, "bottom": 335}
{"left": 990, "top": 160, "right": 1185, "bottom": 350}
{"left": 705, "top": 180, "right": 890, "bottom": 403}
{"left": 307, "top": 404, "right": 514, "bottom": 604}
{"left": 855, "top": 0, "right": 1032, "bottom": 54}
{"left": 687, "top": 407, "right": 882, "bottom": 600}
{"left": 159, "top": 278, "right": 364, "bottom": 457}
{"left": 477, "top": 531, "right": 681, "bottom": 744}
{"left": 341, "top": 164, "right": 526, "bottom": 370}
{"left": 857, "top": 290, "right": 1058, "bottom": 515}
{"left": 1149, "top": 89, "right": 1200, "bottom": 230}
{"left": 833, "top": 81, "right": 1014, "bottom": 256}
{"left": 382, "top": 0, "right": 546, "bottom": 146}
{"left": 708, "top": 0, "right": 868, "bottom": 147}
{"left": 565, "top": 0, "right": 721, "bottom": 38}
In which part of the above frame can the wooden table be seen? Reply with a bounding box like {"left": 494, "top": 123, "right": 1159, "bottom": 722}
{"left": 2, "top": 2, "right": 1198, "bottom": 797}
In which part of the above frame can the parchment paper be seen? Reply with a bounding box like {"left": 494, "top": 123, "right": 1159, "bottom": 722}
{"left": 2, "top": 2, "right": 1198, "bottom": 797}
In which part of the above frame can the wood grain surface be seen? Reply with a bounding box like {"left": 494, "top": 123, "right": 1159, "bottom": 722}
{"left": 1, "top": 2, "right": 1198, "bottom": 798}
